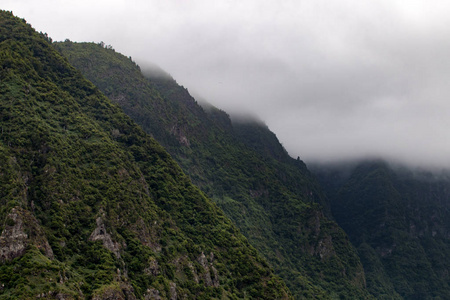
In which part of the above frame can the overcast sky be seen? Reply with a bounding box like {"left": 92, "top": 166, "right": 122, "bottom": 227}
{"left": 4, "top": 0, "right": 450, "bottom": 169}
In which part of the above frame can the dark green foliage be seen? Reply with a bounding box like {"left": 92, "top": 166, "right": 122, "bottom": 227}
{"left": 55, "top": 39, "right": 373, "bottom": 299}
{"left": 0, "top": 10, "right": 291, "bottom": 299}
{"left": 314, "top": 160, "right": 450, "bottom": 299}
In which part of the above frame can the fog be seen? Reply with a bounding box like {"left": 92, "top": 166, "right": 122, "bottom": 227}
{"left": 4, "top": 0, "right": 450, "bottom": 169}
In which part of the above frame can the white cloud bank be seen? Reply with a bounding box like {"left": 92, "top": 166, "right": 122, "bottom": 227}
{"left": 4, "top": 0, "right": 450, "bottom": 168}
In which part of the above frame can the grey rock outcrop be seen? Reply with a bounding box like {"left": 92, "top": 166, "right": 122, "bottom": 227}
{"left": 0, "top": 208, "right": 27, "bottom": 261}
{"left": 144, "top": 288, "right": 162, "bottom": 300}
{"left": 89, "top": 217, "right": 121, "bottom": 258}
{"left": 198, "top": 251, "right": 219, "bottom": 287}
{"left": 0, "top": 207, "right": 53, "bottom": 262}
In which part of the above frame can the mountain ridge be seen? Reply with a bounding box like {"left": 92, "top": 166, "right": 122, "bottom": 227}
{"left": 7, "top": 9, "right": 448, "bottom": 299}
{"left": 55, "top": 40, "right": 372, "bottom": 299}
{"left": 0, "top": 10, "right": 291, "bottom": 299}
{"left": 312, "top": 159, "right": 450, "bottom": 299}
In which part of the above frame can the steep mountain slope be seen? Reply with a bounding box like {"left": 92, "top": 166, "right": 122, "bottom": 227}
{"left": 313, "top": 160, "right": 450, "bottom": 299}
{"left": 55, "top": 41, "right": 372, "bottom": 299}
{"left": 0, "top": 11, "right": 291, "bottom": 299}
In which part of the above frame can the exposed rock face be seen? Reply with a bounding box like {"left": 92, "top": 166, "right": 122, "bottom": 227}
{"left": 0, "top": 208, "right": 27, "bottom": 262}
{"left": 0, "top": 207, "right": 53, "bottom": 262}
{"left": 169, "top": 282, "right": 177, "bottom": 300}
{"left": 210, "top": 265, "right": 219, "bottom": 287}
{"left": 188, "top": 261, "right": 199, "bottom": 283}
{"left": 170, "top": 124, "right": 190, "bottom": 147}
{"left": 315, "top": 236, "right": 335, "bottom": 259}
{"left": 89, "top": 217, "right": 121, "bottom": 258}
{"left": 144, "top": 256, "right": 160, "bottom": 276}
{"left": 133, "top": 218, "right": 161, "bottom": 252}
{"left": 298, "top": 209, "right": 336, "bottom": 260}
{"left": 198, "top": 252, "right": 219, "bottom": 287}
{"left": 110, "top": 94, "right": 127, "bottom": 105}
{"left": 144, "top": 288, "right": 162, "bottom": 300}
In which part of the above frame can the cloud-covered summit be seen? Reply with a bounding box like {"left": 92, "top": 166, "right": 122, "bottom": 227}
{"left": 5, "top": 0, "right": 450, "bottom": 168}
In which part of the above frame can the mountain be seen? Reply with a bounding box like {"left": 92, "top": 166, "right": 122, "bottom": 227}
{"left": 55, "top": 41, "right": 372, "bottom": 298}
{"left": 0, "top": 10, "right": 291, "bottom": 299}
{"left": 313, "top": 160, "right": 450, "bottom": 299}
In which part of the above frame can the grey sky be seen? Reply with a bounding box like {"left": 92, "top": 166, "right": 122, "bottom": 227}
{"left": 4, "top": 0, "right": 450, "bottom": 169}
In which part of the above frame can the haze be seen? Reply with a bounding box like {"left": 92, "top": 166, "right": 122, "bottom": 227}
{"left": 4, "top": 0, "right": 450, "bottom": 169}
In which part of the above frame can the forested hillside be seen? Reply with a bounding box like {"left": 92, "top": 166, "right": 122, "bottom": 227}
{"left": 0, "top": 10, "right": 291, "bottom": 299}
{"left": 313, "top": 160, "right": 450, "bottom": 299}
{"left": 55, "top": 41, "right": 373, "bottom": 299}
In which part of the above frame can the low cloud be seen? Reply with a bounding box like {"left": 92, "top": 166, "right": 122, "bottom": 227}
{"left": 5, "top": 0, "right": 450, "bottom": 169}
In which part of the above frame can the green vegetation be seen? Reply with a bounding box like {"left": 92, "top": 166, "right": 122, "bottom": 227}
{"left": 7, "top": 8, "right": 447, "bottom": 300}
{"left": 314, "top": 160, "right": 450, "bottom": 299}
{"left": 0, "top": 10, "right": 291, "bottom": 299}
{"left": 55, "top": 40, "right": 372, "bottom": 299}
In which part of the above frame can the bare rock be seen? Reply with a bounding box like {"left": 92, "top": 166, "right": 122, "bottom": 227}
{"left": 170, "top": 124, "right": 190, "bottom": 147}
{"left": 0, "top": 208, "right": 27, "bottom": 261}
{"left": 144, "top": 256, "right": 160, "bottom": 276}
{"left": 188, "top": 262, "right": 199, "bottom": 284}
{"left": 197, "top": 251, "right": 219, "bottom": 287}
{"left": 89, "top": 217, "right": 121, "bottom": 258}
{"left": 169, "top": 282, "right": 177, "bottom": 300}
{"left": 132, "top": 218, "right": 161, "bottom": 252}
{"left": 316, "top": 236, "right": 335, "bottom": 260}
{"left": 198, "top": 251, "right": 208, "bottom": 268}
{"left": 0, "top": 207, "right": 53, "bottom": 261}
{"left": 211, "top": 265, "right": 219, "bottom": 287}
{"left": 144, "top": 288, "right": 162, "bottom": 300}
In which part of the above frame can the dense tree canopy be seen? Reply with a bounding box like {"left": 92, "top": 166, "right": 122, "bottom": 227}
{"left": 0, "top": 10, "right": 291, "bottom": 299}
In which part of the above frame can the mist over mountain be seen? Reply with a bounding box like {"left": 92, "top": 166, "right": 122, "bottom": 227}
{"left": 312, "top": 159, "right": 450, "bottom": 299}
{"left": 48, "top": 35, "right": 450, "bottom": 298}
{"left": 0, "top": 11, "right": 291, "bottom": 299}
{"left": 4, "top": 0, "right": 450, "bottom": 169}
{"left": 55, "top": 40, "right": 372, "bottom": 299}
{"left": 2, "top": 2, "right": 450, "bottom": 299}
